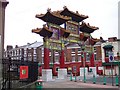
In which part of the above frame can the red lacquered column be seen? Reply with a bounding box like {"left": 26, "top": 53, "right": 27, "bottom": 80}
{"left": 60, "top": 50, "right": 65, "bottom": 68}
{"left": 59, "top": 39, "right": 65, "bottom": 68}
{"left": 43, "top": 38, "right": 50, "bottom": 69}
{"left": 90, "top": 53, "right": 95, "bottom": 67}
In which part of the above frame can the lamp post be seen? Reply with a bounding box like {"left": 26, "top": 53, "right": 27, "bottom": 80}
{"left": 77, "top": 42, "right": 86, "bottom": 83}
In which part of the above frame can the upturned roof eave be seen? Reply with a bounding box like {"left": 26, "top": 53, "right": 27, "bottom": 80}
{"left": 36, "top": 11, "right": 71, "bottom": 25}
{"left": 60, "top": 7, "right": 88, "bottom": 22}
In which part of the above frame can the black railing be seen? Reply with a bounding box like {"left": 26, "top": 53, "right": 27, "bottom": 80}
{"left": 2, "top": 57, "right": 38, "bottom": 90}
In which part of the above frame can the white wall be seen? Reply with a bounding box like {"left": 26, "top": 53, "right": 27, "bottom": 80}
{"left": 105, "top": 69, "right": 115, "bottom": 76}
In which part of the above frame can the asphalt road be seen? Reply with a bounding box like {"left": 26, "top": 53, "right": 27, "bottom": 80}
{"left": 42, "top": 76, "right": 119, "bottom": 89}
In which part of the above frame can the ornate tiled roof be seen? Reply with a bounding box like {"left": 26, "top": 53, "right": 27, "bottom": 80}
{"left": 60, "top": 6, "right": 88, "bottom": 22}
{"left": 80, "top": 22, "right": 99, "bottom": 33}
{"left": 36, "top": 8, "right": 71, "bottom": 25}
{"left": 32, "top": 25, "right": 53, "bottom": 38}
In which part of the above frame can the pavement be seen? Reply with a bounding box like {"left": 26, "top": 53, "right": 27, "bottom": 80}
{"left": 42, "top": 76, "right": 119, "bottom": 89}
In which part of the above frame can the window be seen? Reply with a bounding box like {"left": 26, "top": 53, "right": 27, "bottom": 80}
{"left": 72, "top": 48, "right": 75, "bottom": 53}
{"left": 94, "top": 53, "right": 97, "bottom": 60}
{"left": 66, "top": 22, "right": 78, "bottom": 34}
{"left": 86, "top": 53, "right": 90, "bottom": 61}
{"left": 55, "top": 56, "right": 59, "bottom": 63}
{"left": 105, "top": 49, "right": 112, "bottom": 57}
{"left": 94, "top": 47, "right": 96, "bottom": 52}
{"left": 78, "top": 48, "right": 81, "bottom": 52}
{"left": 33, "top": 48, "right": 36, "bottom": 54}
{"left": 42, "top": 57, "right": 44, "bottom": 64}
{"left": 78, "top": 55, "right": 81, "bottom": 62}
{"left": 72, "top": 56, "right": 75, "bottom": 62}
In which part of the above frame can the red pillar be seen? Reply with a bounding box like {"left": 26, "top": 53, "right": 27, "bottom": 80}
{"left": 96, "top": 64, "right": 98, "bottom": 74}
{"left": 60, "top": 50, "right": 65, "bottom": 68}
{"left": 59, "top": 38, "right": 65, "bottom": 68}
{"left": 43, "top": 38, "right": 50, "bottom": 69}
{"left": 44, "top": 48, "right": 50, "bottom": 69}
{"left": 90, "top": 53, "right": 95, "bottom": 67}
{"left": 81, "top": 52, "right": 84, "bottom": 67}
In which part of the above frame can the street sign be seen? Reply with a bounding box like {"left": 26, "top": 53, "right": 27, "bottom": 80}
{"left": 109, "top": 52, "right": 114, "bottom": 62}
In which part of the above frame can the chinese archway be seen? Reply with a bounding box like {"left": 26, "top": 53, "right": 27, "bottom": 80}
{"left": 32, "top": 6, "right": 99, "bottom": 80}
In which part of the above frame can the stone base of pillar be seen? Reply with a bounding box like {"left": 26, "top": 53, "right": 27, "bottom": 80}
{"left": 42, "top": 69, "right": 53, "bottom": 81}
{"left": 89, "top": 67, "right": 97, "bottom": 76}
{"left": 58, "top": 68, "right": 67, "bottom": 79}
{"left": 80, "top": 67, "right": 88, "bottom": 76}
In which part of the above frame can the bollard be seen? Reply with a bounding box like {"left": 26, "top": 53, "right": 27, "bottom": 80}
{"left": 83, "top": 74, "right": 86, "bottom": 83}
{"left": 35, "top": 79, "right": 43, "bottom": 90}
{"left": 83, "top": 69, "right": 86, "bottom": 83}
{"left": 115, "top": 75, "right": 119, "bottom": 86}
{"left": 93, "top": 74, "right": 96, "bottom": 84}
{"left": 70, "top": 72, "right": 72, "bottom": 81}
{"left": 74, "top": 73, "right": 77, "bottom": 82}
{"left": 103, "top": 75, "right": 106, "bottom": 85}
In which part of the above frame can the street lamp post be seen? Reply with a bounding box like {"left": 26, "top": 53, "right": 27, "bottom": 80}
{"left": 77, "top": 42, "right": 86, "bottom": 83}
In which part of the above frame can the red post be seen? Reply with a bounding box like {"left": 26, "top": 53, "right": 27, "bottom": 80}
{"left": 96, "top": 64, "right": 98, "bottom": 74}
{"left": 60, "top": 50, "right": 65, "bottom": 68}
{"left": 90, "top": 53, "right": 95, "bottom": 67}
{"left": 44, "top": 48, "right": 50, "bottom": 69}
{"left": 59, "top": 38, "right": 65, "bottom": 68}
{"left": 43, "top": 38, "right": 50, "bottom": 69}
{"left": 84, "top": 52, "right": 86, "bottom": 67}
{"left": 81, "top": 52, "right": 84, "bottom": 67}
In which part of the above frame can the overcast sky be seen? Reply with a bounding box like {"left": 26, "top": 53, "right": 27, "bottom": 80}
{"left": 4, "top": 0, "right": 119, "bottom": 48}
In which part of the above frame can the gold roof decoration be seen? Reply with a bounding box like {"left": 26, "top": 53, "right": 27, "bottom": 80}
{"left": 63, "top": 6, "right": 67, "bottom": 9}
{"left": 47, "top": 8, "right": 51, "bottom": 12}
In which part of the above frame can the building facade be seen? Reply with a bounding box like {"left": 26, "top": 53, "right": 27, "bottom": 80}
{"left": 5, "top": 40, "right": 103, "bottom": 76}
{"left": 101, "top": 37, "right": 120, "bottom": 75}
